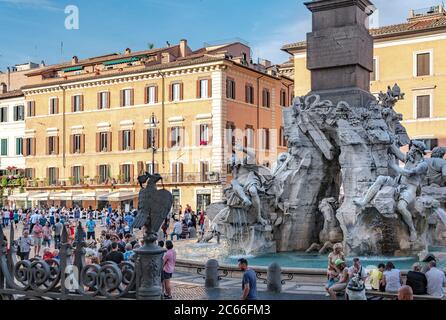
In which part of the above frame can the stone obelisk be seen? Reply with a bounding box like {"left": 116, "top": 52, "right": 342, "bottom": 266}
{"left": 304, "top": 0, "right": 376, "bottom": 107}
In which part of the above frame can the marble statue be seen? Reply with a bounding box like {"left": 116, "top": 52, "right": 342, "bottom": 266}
{"left": 354, "top": 141, "right": 429, "bottom": 241}
{"left": 306, "top": 198, "right": 343, "bottom": 254}
{"left": 424, "top": 147, "right": 446, "bottom": 187}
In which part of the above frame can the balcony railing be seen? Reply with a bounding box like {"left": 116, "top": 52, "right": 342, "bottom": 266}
{"left": 162, "top": 172, "right": 220, "bottom": 184}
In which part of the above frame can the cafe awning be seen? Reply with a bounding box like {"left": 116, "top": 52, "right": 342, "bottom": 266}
{"left": 49, "top": 191, "right": 82, "bottom": 201}
{"left": 27, "top": 192, "right": 50, "bottom": 201}
{"left": 97, "top": 191, "right": 138, "bottom": 202}
{"left": 72, "top": 191, "right": 108, "bottom": 201}
{"left": 8, "top": 192, "right": 30, "bottom": 201}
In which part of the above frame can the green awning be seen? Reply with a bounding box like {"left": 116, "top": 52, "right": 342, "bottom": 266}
{"left": 63, "top": 66, "right": 84, "bottom": 72}
{"left": 103, "top": 57, "right": 140, "bottom": 66}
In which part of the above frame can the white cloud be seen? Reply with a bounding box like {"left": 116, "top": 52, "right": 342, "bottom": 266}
{"left": 0, "top": 0, "right": 60, "bottom": 11}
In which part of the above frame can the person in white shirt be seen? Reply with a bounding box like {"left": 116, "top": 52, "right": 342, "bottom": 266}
{"left": 30, "top": 211, "right": 41, "bottom": 232}
{"left": 382, "top": 261, "right": 403, "bottom": 293}
{"left": 425, "top": 260, "right": 446, "bottom": 297}
{"left": 170, "top": 219, "right": 182, "bottom": 241}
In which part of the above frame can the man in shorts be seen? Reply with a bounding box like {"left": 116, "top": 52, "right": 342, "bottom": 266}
{"left": 327, "top": 259, "right": 349, "bottom": 300}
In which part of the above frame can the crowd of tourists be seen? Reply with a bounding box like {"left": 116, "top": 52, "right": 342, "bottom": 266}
{"left": 325, "top": 243, "right": 446, "bottom": 300}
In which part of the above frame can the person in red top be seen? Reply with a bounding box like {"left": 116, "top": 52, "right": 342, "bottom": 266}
{"left": 42, "top": 247, "right": 54, "bottom": 261}
{"left": 198, "top": 211, "right": 206, "bottom": 234}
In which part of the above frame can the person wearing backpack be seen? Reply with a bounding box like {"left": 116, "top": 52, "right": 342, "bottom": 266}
{"left": 346, "top": 258, "right": 368, "bottom": 300}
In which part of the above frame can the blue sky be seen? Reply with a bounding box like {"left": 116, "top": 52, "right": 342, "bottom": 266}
{"left": 0, "top": 0, "right": 443, "bottom": 71}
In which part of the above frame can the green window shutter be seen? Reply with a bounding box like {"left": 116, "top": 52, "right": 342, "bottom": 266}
{"left": 16, "top": 138, "right": 23, "bottom": 155}
{"left": 1, "top": 139, "right": 7, "bottom": 156}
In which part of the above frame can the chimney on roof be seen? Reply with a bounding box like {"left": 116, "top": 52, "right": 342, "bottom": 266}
{"left": 0, "top": 82, "right": 6, "bottom": 94}
{"left": 161, "top": 52, "right": 172, "bottom": 64}
{"left": 179, "top": 39, "right": 188, "bottom": 58}
{"left": 258, "top": 58, "right": 271, "bottom": 68}
{"left": 71, "top": 56, "right": 78, "bottom": 65}
{"left": 125, "top": 48, "right": 132, "bottom": 54}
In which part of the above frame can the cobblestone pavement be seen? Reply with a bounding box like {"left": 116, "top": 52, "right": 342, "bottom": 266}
{"left": 171, "top": 272, "right": 330, "bottom": 300}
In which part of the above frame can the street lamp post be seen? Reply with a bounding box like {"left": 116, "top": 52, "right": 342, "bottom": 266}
{"left": 149, "top": 113, "right": 159, "bottom": 174}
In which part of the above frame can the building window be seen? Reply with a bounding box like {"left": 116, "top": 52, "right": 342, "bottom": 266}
{"left": 279, "top": 127, "right": 287, "bottom": 147}
{"left": 122, "top": 130, "right": 131, "bottom": 150}
{"left": 16, "top": 138, "right": 23, "bottom": 156}
{"left": 416, "top": 52, "right": 431, "bottom": 77}
{"left": 261, "top": 128, "right": 270, "bottom": 150}
{"left": 25, "top": 138, "right": 34, "bottom": 156}
{"left": 13, "top": 105, "right": 25, "bottom": 121}
{"left": 49, "top": 98, "right": 58, "bottom": 114}
{"left": 199, "top": 79, "right": 209, "bottom": 98}
{"left": 147, "top": 86, "right": 157, "bottom": 104}
{"left": 121, "top": 89, "right": 133, "bottom": 107}
{"left": 72, "top": 166, "right": 82, "bottom": 185}
{"left": 27, "top": 101, "right": 35, "bottom": 117}
{"left": 245, "top": 126, "right": 254, "bottom": 149}
{"left": 0, "top": 107, "right": 7, "bottom": 122}
{"left": 98, "top": 92, "right": 109, "bottom": 109}
{"left": 73, "top": 134, "right": 81, "bottom": 153}
{"left": 226, "top": 122, "right": 236, "bottom": 150}
{"left": 171, "top": 162, "right": 183, "bottom": 183}
{"left": 262, "top": 89, "right": 271, "bottom": 108}
{"left": 200, "top": 161, "right": 209, "bottom": 182}
{"left": 226, "top": 78, "right": 236, "bottom": 99}
{"left": 172, "top": 83, "right": 181, "bottom": 101}
{"left": 416, "top": 95, "right": 431, "bottom": 119}
{"left": 170, "top": 127, "right": 182, "bottom": 148}
{"left": 72, "top": 95, "right": 82, "bottom": 112}
{"left": 280, "top": 89, "right": 287, "bottom": 107}
{"left": 100, "top": 132, "right": 109, "bottom": 152}
{"left": 145, "top": 128, "right": 158, "bottom": 149}
{"left": 99, "top": 165, "right": 110, "bottom": 184}
{"left": 371, "top": 58, "right": 378, "bottom": 81}
{"left": 199, "top": 124, "right": 209, "bottom": 146}
{"left": 121, "top": 164, "right": 131, "bottom": 183}
{"left": 0, "top": 139, "right": 7, "bottom": 156}
{"left": 48, "top": 136, "right": 57, "bottom": 155}
{"left": 48, "top": 167, "right": 57, "bottom": 185}
{"left": 24, "top": 168, "right": 34, "bottom": 179}
{"left": 245, "top": 84, "right": 254, "bottom": 104}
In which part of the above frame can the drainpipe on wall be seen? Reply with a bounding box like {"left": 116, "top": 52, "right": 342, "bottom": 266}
{"left": 158, "top": 71, "right": 166, "bottom": 167}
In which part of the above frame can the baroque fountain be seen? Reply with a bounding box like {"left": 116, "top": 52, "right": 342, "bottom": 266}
{"left": 198, "top": 0, "right": 446, "bottom": 266}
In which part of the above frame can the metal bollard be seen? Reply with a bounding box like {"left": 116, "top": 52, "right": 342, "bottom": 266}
{"left": 267, "top": 262, "right": 282, "bottom": 293}
{"left": 205, "top": 259, "right": 219, "bottom": 288}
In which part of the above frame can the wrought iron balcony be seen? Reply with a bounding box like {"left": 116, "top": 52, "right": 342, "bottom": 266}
{"left": 161, "top": 172, "right": 220, "bottom": 184}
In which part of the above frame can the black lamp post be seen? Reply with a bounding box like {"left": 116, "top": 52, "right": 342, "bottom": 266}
{"left": 149, "top": 113, "right": 159, "bottom": 174}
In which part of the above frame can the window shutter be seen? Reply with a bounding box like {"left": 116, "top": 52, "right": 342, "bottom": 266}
{"left": 108, "top": 132, "right": 112, "bottom": 152}
{"left": 144, "top": 86, "right": 148, "bottom": 104}
{"left": 23, "top": 139, "right": 28, "bottom": 156}
{"left": 178, "top": 163, "right": 184, "bottom": 182}
{"left": 69, "top": 135, "right": 73, "bottom": 154}
{"left": 46, "top": 137, "right": 49, "bottom": 155}
{"left": 55, "top": 136, "right": 59, "bottom": 155}
{"left": 137, "top": 161, "right": 144, "bottom": 175}
{"left": 55, "top": 97, "right": 59, "bottom": 114}
{"left": 143, "top": 129, "right": 148, "bottom": 149}
{"left": 208, "top": 124, "right": 213, "bottom": 145}
{"left": 120, "top": 90, "right": 124, "bottom": 107}
{"left": 181, "top": 127, "right": 185, "bottom": 147}
{"left": 172, "top": 162, "right": 177, "bottom": 182}
{"left": 106, "top": 92, "right": 110, "bottom": 108}
{"left": 180, "top": 82, "right": 184, "bottom": 100}
{"left": 31, "top": 138, "right": 36, "bottom": 156}
{"left": 130, "top": 89, "right": 134, "bottom": 106}
{"left": 196, "top": 124, "right": 201, "bottom": 146}
{"left": 80, "top": 95, "right": 84, "bottom": 111}
{"left": 56, "top": 167, "right": 59, "bottom": 184}
{"left": 131, "top": 130, "right": 135, "bottom": 150}
{"left": 71, "top": 96, "right": 75, "bottom": 112}
{"left": 167, "top": 128, "right": 172, "bottom": 148}
{"left": 197, "top": 80, "right": 201, "bottom": 98}
{"left": 245, "top": 85, "right": 248, "bottom": 103}
{"left": 80, "top": 166, "right": 84, "bottom": 184}
{"left": 168, "top": 84, "right": 173, "bottom": 102}
{"left": 81, "top": 134, "right": 85, "bottom": 153}
{"left": 97, "top": 92, "right": 101, "bottom": 109}
{"left": 208, "top": 79, "right": 212, "bottom": 98}
{"left": 118, "top": 130, "right": 123, "bottom": 151}
{"left": 96, "top": 132, "right": 100, "bottom": 152}
{"left": 154, "top": 86, "right": 159, "bottom": 103}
